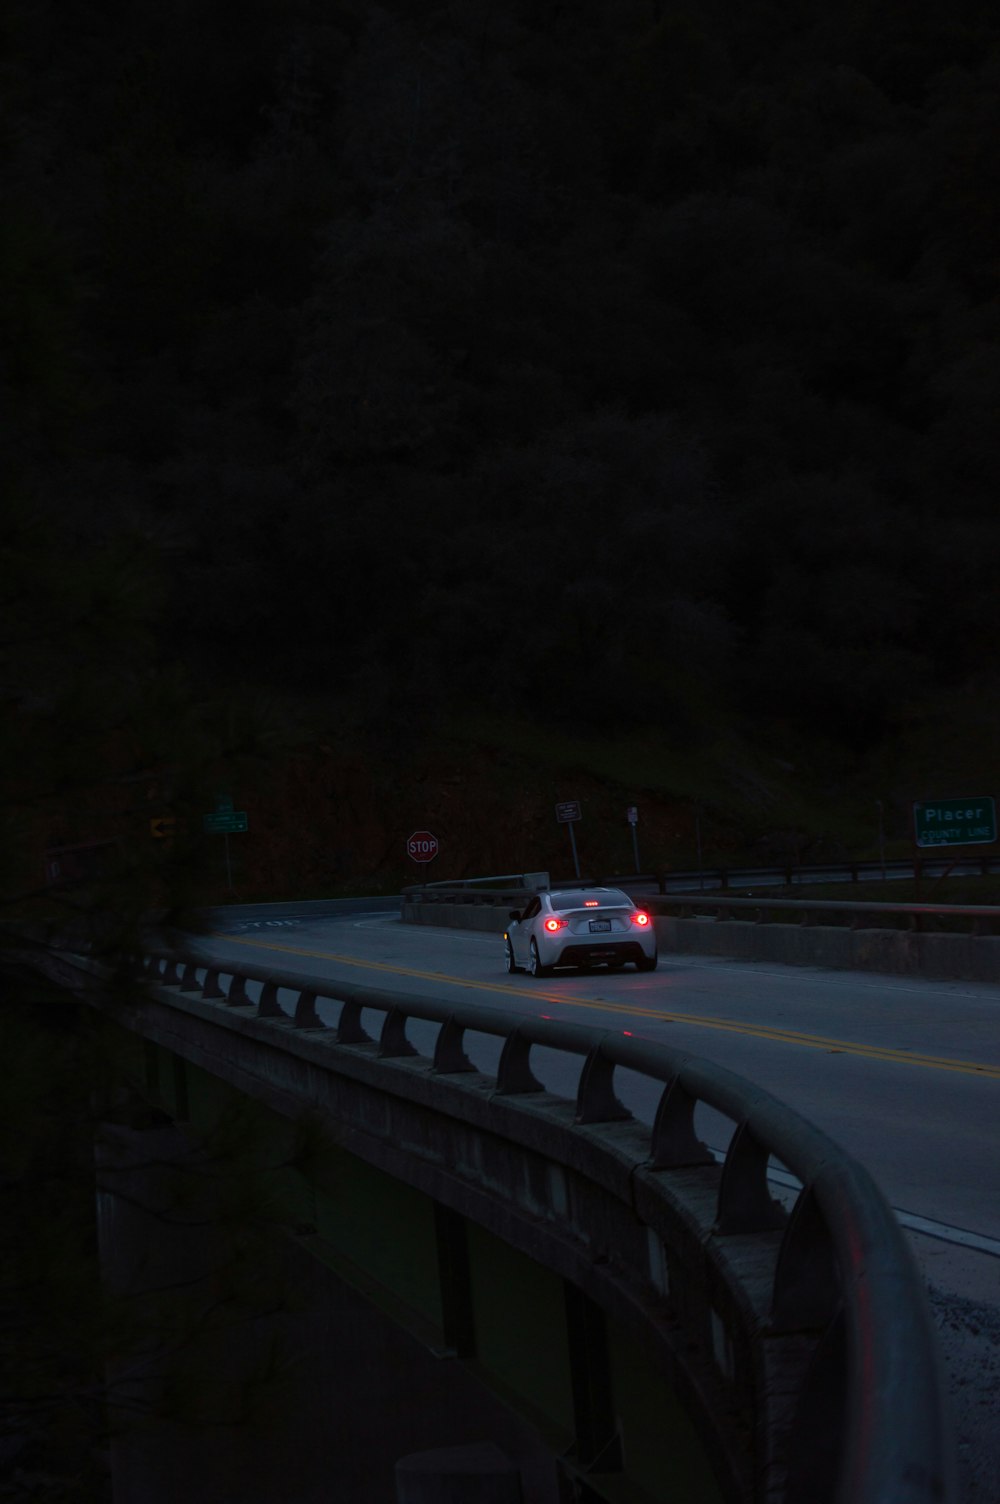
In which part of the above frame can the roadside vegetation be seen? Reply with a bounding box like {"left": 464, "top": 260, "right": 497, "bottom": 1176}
{"left": 8, "top": 0, "right": 1000, "bottom": 752}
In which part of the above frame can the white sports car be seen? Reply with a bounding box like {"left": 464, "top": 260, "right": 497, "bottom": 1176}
{"left": 504, "top": 888, "right": 657, "bottom": 976}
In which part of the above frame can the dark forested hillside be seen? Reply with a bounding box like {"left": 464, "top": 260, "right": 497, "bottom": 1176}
{"left": 6, "top": 0, "right": 1000, "bottom": 779}
{"left": 7, "top": 15, "right": 1000, "bottom": 1491}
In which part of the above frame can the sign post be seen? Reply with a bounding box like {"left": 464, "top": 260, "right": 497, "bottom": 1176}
{"left": 202, "top": 795, "right": 249, "bottom": 894}
{"left": 876, "top": 800, "right": 886, "bottom": 880}
{"left": 555, "top": 801, "right": 582, "bottom": 878}
{"left": 627, "top": 805, "right": 640, "bottom": 873}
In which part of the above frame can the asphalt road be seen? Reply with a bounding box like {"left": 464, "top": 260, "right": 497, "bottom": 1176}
{"left": 193, "top": 908, "right": 1000, "bottom": 1501}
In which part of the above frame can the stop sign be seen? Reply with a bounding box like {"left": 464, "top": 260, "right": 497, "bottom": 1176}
{"left": 407, "top": 830, "right": 439, "bottom": 863}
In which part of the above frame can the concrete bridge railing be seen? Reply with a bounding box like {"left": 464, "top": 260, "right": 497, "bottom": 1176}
{"left": 109, "top": 943, "right": 960, "bottom": 1504}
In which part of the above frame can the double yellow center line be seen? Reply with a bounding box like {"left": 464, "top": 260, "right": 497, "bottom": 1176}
{"left": 215, "top": 935, "right": 1000, "bottom": 1081}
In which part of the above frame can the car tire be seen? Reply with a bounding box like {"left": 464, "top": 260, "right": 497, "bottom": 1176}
{"left": 635, "top": 953, "right": 658, "bottom": 972}
{"left": 505, "top": 937, "right": 521, "bottom": 974}
{"left": 529, "top": 939, "right": 551, "bottom": 978}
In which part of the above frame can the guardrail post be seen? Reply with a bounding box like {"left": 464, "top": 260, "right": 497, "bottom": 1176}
{"left": 293, "top": 989, "right": 321, "bottom": 1028}
{"left": 379, "top": 1008, "right": 418, "bottom": 1058}
{"left": 201, "top": 968, "right": 225, "bottom": 1000}
{"left": 433, "top": 1017, "right": 475, "bottom": 1074}
{"left": 576, "top": 1046, "right": 632, "bottom": 1124}
{"left": 257, "top": 980, "right": 284, "bottom": 1018}
{"left": 716, "top": 1122, "right": 787, "bottom": 1234}
{"left": 649, "top": 1077, "right": 715, "bottom": 1169}
{"left": 770, "top": 1185, "right": 839, "bottom": 1333}
{"left": 337, "top": 1000, "right": 374, "bottom": 1044}
{"left": 495, "top": 1029, "right": 544, "bottom": 1094}
{"left": 225, "top": 973, "right": 252, "bottom": 1006}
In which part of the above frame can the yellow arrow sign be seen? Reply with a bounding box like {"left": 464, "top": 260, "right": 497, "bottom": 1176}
{"left": 150, "top": 816, "right": 176, "bottom": 839}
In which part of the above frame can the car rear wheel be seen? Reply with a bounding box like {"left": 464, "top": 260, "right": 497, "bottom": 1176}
{"left": 635, "top": 953, "right": 657, "bottom": 972}
{"left": 505, "top": 937, "right": 520, "bottom": 974}
{"left": 529, "top": 939, "right": 551, "bottom": 978}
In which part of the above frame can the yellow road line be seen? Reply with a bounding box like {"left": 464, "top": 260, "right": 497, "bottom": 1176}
{"left": 214, "top": 934, "right": 1000, "bottom": 1080}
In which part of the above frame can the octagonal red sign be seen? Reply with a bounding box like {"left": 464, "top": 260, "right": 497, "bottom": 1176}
{"left": 407, "top": 830, "right": 439, "bottom": 862}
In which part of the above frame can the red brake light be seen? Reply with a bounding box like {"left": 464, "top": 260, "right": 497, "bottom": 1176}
{"left": 544, "top": 916, "right": 563, "bottom": 932}
{"left": 584, "top": 899, "right": 599, "bottom": 907}
{"left": 631, "top": 911, "right": 650, "bottom": 927}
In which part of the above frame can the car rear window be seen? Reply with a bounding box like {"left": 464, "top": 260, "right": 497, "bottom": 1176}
{"left": 550, "top": 890, "right": 632, "bottom": 911}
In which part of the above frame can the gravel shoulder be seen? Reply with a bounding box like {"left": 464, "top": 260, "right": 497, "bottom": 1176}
{"left": 909, "top": 1235, "right": 1000, "bottom": 1504}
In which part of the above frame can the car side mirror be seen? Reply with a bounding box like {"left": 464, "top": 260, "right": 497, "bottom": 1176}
{"left": 508, "top": 910, "right": 521, "bottom": 921}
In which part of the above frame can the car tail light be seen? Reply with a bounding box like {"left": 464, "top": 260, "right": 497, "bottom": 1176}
{"left": 584, "top": 899, "right": 599, "bottom": 907}
{"left": 630, "top": 911, "right": 650, "bottom": 927}
{"left": 544, "top": 917, "right": 565, "bottom": 932}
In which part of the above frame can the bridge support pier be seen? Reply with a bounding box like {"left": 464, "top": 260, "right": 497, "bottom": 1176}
{"left": 395, "top": 1442, "right": 522, "bottom": 1503}
{"left": 94, "top": 1091, "right": 558, "bottom": 1504}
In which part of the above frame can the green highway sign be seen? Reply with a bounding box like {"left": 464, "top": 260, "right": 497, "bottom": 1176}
{"left": 202, "top": 810, "right": 248, "bottom": 834}
{"left": 913, "top": 797, "right": 996, "bottom": 848}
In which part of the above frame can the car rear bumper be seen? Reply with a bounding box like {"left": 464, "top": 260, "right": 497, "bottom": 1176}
{"left": 551, "top": 940, "right": 653, "bottom": 967}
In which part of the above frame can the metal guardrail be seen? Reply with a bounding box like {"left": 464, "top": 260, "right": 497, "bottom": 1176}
{"left": 697, "top": 855, "right": 998, "bottom": 886}
{"left": 406, "top": 853, "right": 1000, "bottom": 897}
{"left": 402, "top": 883, "right": 1000, "bottom": 935}
{"left": 134, "top": 944, "right": 956, "bottom": 1504}
{"left": 633, "top": 855, "right": 1000, "bottom": 889}
{"left": 645, "top": 893, "right": 1000, "bottom": 935}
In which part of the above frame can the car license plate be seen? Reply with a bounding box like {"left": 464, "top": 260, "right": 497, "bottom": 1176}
{"left": 589, "top": 920, "right": 611, "bottom": 932}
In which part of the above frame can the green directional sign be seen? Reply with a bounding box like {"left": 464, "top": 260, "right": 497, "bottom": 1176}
{"left": 203, "top": 810, "right": 248, "bottom": 834}
{"left": 913, "top": 797, "right": 996, "bottom": 848}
